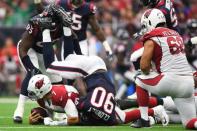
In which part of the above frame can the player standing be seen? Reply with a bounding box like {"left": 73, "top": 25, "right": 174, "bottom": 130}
{"left": 130, "top": 9, "right": 197, "bottom": 129}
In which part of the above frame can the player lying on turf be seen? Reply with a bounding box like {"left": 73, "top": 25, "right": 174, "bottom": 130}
{"left": 28, "top": 75, "right": 168, "bottom": 125}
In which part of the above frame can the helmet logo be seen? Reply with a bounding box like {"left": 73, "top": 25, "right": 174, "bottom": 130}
{"left": 35, "top": 78, "right": 44, "bottom": 89}
{"left": 144, "top": 9, "right": 152, "bottom": 18}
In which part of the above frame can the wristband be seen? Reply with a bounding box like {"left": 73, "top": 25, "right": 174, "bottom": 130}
{"left": 34, "top": 0, "right": 42, "bottom": 4}
{"left": 103, "top": 40, "right": 112, "bottom": 55}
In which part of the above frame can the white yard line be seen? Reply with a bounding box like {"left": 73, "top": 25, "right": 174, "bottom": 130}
{"left": 0, "top": 125, "right": 181, "bottom": 129}
{"left": 0, "top": 98, "right": 35, "bottom": 104}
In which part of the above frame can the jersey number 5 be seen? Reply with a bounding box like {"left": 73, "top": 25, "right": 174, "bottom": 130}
{"left": 71, "top": 14, "right": 82, "bottom": 31}
{"left": 167, "top": 36, "right": 184, "bottom": 55}
{"left": 90, "top": 87, "right": 115, "bottom": 114}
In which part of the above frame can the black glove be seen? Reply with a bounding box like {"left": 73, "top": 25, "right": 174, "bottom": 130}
{"left": 29, "top": 5, "right": 58, "bottom": 30}
{"left": 50, "top": 4, "right": 73, "bottom": 27}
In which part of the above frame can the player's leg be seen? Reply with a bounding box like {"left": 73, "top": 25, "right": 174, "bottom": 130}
{"left": 13, "top": 47, "right": 39, "bottom": 123}
{"left": 131, "top": 72, "right": 170, "bottom": 128}
{"left": 173, "top": 97, "right": 197, "bottom": 129}
{"left": 13, "top": 72, "right": 31, "bottom": 123}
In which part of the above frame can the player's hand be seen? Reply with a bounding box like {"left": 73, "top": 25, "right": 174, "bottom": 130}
{"left": 29, "top": 111, "right": 43, "bottom": 124}
{"left": 51, "top": 4, "right": 73, "bottom": 27}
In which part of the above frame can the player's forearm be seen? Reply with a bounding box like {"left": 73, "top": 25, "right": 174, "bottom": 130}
{"left": 95, "top": 28, "right": 106, "bottom": 42}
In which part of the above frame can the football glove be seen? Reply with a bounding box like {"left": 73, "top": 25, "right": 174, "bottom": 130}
{"left": 50, "top": 4, "right": 73, "bottom": 27}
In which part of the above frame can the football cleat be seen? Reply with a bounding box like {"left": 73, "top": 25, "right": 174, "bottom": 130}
{"left": 153, "top": 105, "right": 169, "bottom": 126}
{"left": 130, "top": 118, "right": 150, "bottom": 128}
{"left": 13, "top": 116, "right": 23, "bottom": 124}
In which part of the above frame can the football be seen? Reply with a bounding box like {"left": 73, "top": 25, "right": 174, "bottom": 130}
{"left": 30, "top": 107, "right": 49, "bottom": 124}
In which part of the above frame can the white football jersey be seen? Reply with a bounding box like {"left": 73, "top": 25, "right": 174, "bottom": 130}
{"left": 142, "top": 27, "right": 192, "bottom": 75}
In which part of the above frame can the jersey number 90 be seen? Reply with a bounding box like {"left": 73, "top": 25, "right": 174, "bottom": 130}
{"left": 90, "top": 87, "right": 115, "bottom": 114}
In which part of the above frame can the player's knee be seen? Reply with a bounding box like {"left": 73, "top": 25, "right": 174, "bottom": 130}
{"left": 185, "top": 118, "right": 197, "bottom": 130}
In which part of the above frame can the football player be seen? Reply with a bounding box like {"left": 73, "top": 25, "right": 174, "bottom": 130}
{"left": 35, "top": 0, "right": 113, "bottom": 57}
{"left": 28, "top": 74, "right": 80, "bottom": 126}
{"left": 13, "top": 4, "right": 81, "bottom": 123}
{"left": 130, "top": 9, "right": 197, "bottom": 129}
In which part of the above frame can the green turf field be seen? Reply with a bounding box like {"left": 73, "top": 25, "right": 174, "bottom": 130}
{"left": 0, "top": 98, "right": 186, "bottom": 131}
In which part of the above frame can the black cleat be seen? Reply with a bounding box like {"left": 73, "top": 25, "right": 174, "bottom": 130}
{"left": 130, "top": 118, "right": 150, "bottom": 128}
{"left": 13, "top": 116, "right": 23, "bottom": 124}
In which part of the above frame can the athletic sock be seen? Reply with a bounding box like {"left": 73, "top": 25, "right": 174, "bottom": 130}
{"left": 13, "top": 94, "right": 28, "bottom": 118}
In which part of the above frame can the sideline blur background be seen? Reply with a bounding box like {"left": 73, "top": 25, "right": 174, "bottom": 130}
{"left": 0, "top": 0, "right": 197, "bottom": 97}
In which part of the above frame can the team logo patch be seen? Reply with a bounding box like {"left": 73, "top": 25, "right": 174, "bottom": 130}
{"left": 35, "top": 79, "right": 44, "bottom": 89}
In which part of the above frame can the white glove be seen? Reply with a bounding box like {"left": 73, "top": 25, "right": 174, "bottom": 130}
{"left": 44, "top": 117, "right": 68, "bottom": 126}
{"left": 44, "top": 117, "right": 53, "bottom": 126}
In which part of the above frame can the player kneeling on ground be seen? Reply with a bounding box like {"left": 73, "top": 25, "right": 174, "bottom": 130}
{"left": 130, "top": 8, "right": 197, "bottom": 129}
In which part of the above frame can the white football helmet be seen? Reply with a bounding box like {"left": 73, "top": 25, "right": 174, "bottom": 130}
{"left": 27, "top": 74, "right": 52, "bottom": 100}
{"left": 140, "top": 8, "right": 166, "bottom": 35}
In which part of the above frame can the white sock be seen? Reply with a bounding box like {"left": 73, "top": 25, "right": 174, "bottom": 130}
{"left": 42, "top": 29, "right": 51, "bottom": 42}
{"left": 13, "top": 94, "right": 29, "bottom": 118}
{"left": 139, "top": 106, "right": 149, "bottom": 121}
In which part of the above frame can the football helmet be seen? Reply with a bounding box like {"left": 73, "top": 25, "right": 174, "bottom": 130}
{"left": 27, "top": 74, "right": 52, "bottom": 100}
{"left": 140, "top": 0, "right": 160, "bottom": 7}
{"left": 140, "top": 8, "right": 166, "bottom": 35}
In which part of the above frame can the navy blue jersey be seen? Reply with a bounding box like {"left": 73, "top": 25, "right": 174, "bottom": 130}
{"left": 155, "top": 0, "right": 179, "bottom": 32}
{"left": 76, "top": 72, "right": 118, "bottom": 125}
{"left": 26, "top": 22, "right": 63, "bottom": 53}
{"left": 59, "top": 0, "right": 96, "bottom": 41}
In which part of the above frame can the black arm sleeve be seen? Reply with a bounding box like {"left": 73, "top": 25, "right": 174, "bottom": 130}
{"left": 43, "top": 42, "right": 55, "bottom": 69}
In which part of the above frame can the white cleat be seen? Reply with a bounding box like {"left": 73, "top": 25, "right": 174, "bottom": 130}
{"left": 153, "top": 105, "right": 169, "bottom": 126}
